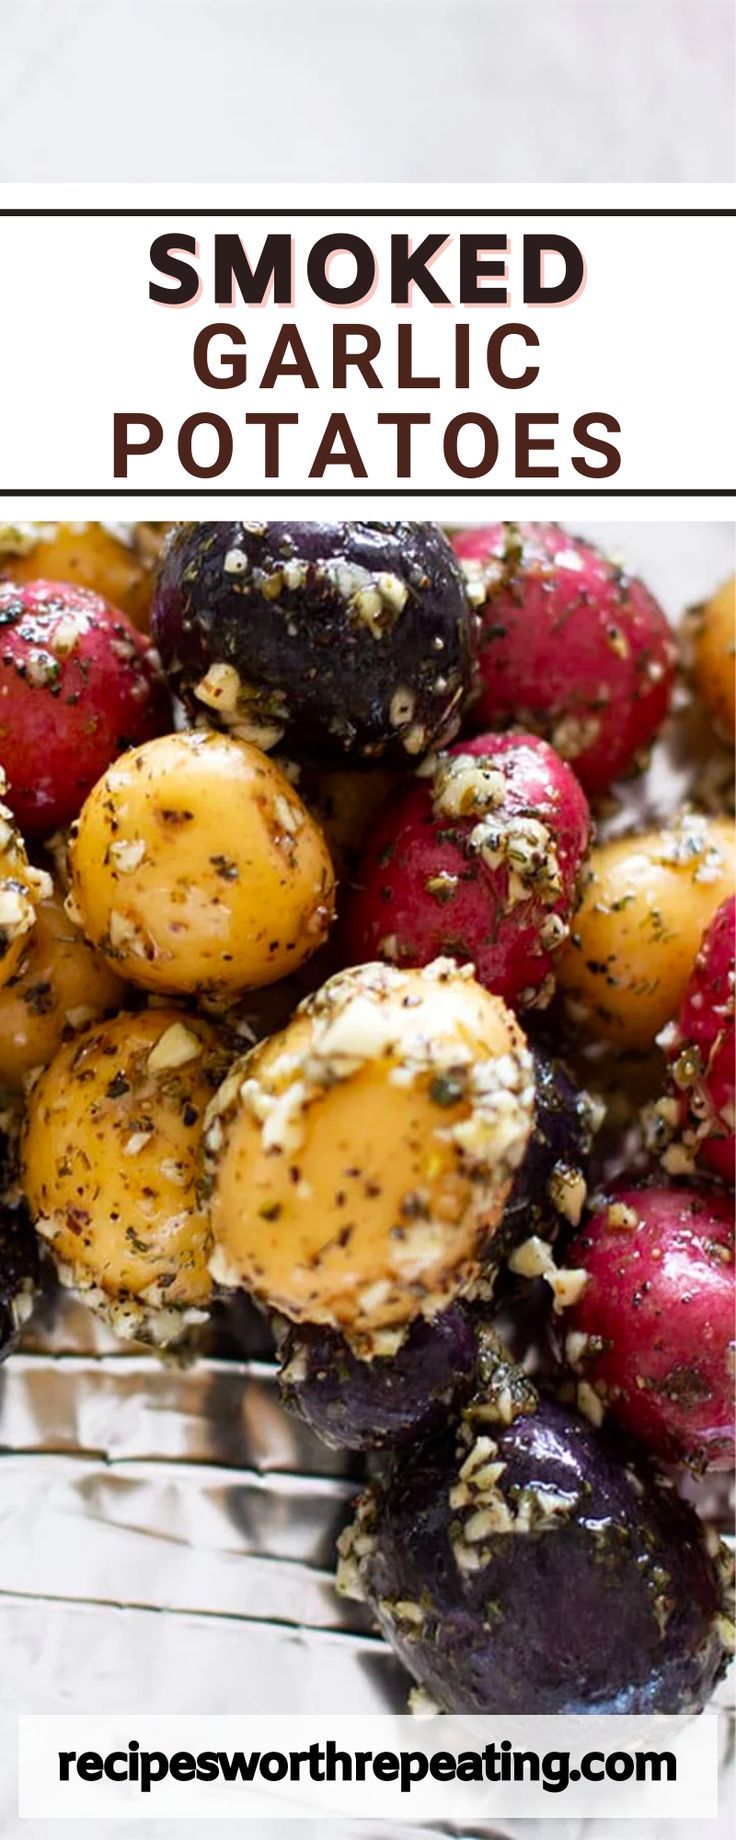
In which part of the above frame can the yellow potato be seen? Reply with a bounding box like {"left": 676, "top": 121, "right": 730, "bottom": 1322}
{"left": 557, "top": 813, "right": 736, "bottom": 1049}
{"left": 294, "top": 762, "right": 397, "bottom": 879}
{"left": 22, "top": 1007, "right": 231, "bottom": 1344}
{"left": 0, "top": 885, "right": 126, "bottom": 1088}
{"left": 685, "top": 577, "right": 735, "bottom": 740}
{"left": 69, "top": 730, "right": 336, "bottom": 1002}
{"left": 0, "top": 521, "right": 166, "bottom": 630}
{"left": 206, "top": 959, "right": 534, "bottom": 1352}
{"left": 0, "top": 777, "right": 51, "bottom": 987}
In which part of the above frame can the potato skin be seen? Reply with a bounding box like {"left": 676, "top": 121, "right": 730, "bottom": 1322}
{"left": 278, "top": 1046, "right": 594, "bottom": 1447}
{"left": 21, "top": 1008, "right": 231, "bottom": 1343}
{"left": 562, "top": 1187, "right": 735, "bottom": 1472}
{"left": 343, "top": 731, "right": 591, "bottom": 1012}
{"left": 0, "top": 580, "right": 170, "bottom": 837}
{"left": 284, "top": 760, "right": 398, "bottom": 882}
{"left": 685, "top": 577, "right": 735, "bottom": 741}
{"left": 152, "top": 520, "right": 475, "bottom": 765}
{"left": 69, "top": 729, "right": 336, "bottom": 1002}
{"left": 557, "top": 814, "right": 736, "bottom": 1049}
{"left": 0, "top": 786, "right": 51, "bottom": 988}
{"left": 206, "top": 960, "right": 534, "bottom": 1351}
{"left": 500, "top": 1047, "right": 595, "bottom": 1250}
{"left": 278, "top": 1304, "right": 479, "bottom": 1451}
{"left": 0, "top": 1204, "right": 40, "bottom": 1359}
{"left": 663, "top": 895, "right": 735, "bottom": 1183}
{"left": 0, "top": 884, "right": 126, "bottom": 1089}
{"left": 453, "top": 522, "right": 675, "bottom": 794}
{"left": 0, "top": 522, "right": 165, "bottom": 630}
{"left": 340, "top": 1397, "right": 733, "bottom": 1714}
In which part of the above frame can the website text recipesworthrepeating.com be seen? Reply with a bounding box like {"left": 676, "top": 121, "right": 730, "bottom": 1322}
{"left": 57, "top": 1733, "right": 676, "bottom": 1795}
{"left": 18, "top": 1713, "right": 720, "bottom": 1821}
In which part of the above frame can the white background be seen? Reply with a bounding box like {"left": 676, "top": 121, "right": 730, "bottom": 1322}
{"left": 1, "top": 1, "right": 734, "bottom": 183}
{"left": 0, "top": 183, "right": 734, "bottom": 500}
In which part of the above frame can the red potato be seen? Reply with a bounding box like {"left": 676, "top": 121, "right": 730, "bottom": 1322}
{"left": 343, "top": 730, "right": 591, "bottom": 1011}
{"left": 662, "top": 896, "right": 735, "bottom": 1185}
{"left": 452, "top": 523, "right": 676, "bottom": 795}
{"left": 0, "top": 580, "right": 170, "bottom": 836}
{"left": 562, "top": 1186, "right": 735, "bottom": 1472}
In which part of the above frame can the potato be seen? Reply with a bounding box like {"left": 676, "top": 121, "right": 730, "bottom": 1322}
{"left": 0, "top": 775, "right": 51, "bottom": 987}
{"left": 662, "top": 894, "right": 735, "bottom": 1183}
{"left": 685, "top": 577, "right": 735, "bottom": 741}
{"left": 0, "top": 579, "right": 170, "bottom": 840}
{"left": 558, "top": 813, "right": 736, "bottom": 1049}
{"left": 69, "top": 729, "right": 336, "bottom": 1003}
{"left": 21, "top": 1008, "right": 231, "bottom": 1345}
{"left": 0, "top": 884, "right": 126, "bottom": 1089}
{"left": 153, "top": 520, "right": 475, "bottom": 765}
{"left": 206, "top": 958, "right": 534, "bottom": 1353}
{"left": 339, "top": 1395, "right": 733, "bottom": 1714}
{"left": 562, "top": 1186, "right": 735, "bottom": 1472}
{"left": 0, "top": 521, "right": 166, "bottom": 630}
{"left": 283, "top": 761, "right": 398, "bottom": 881}
{"left": 501, "top": 1047, "right": 596, "bottom": 1248}
{"left": 343, "top": 731, "right": 591, "bottom": 1012}
{"left": 453, "top": 522, "right": 675, "bottom": 794}
{"left": 278, "top": 1304, "right": 480, "bottom": 1451}
{"left": 0, "top": 1204, "right": 40, "bottom": 1360}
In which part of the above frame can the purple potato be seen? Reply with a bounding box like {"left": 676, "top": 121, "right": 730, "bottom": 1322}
{"left": 0, "top": 1204, "right": 40, "bottom": 1359}
{"left": 499, "top": 1048, "right": 596, "bottom": 1252}
{"left": 277, "top": 1303, "right": 479, "bottom": 1451}
{"left": 152, "top": 521, "right": 475, "bottom": 765}
{"left": 338, "top": 1395, "right": 733, "bottom": 1714}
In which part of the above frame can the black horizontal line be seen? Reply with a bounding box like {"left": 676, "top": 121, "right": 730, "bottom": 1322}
{"left": 0, "top": 208, "right": 732, "bottom": 219}
{"left": 0, "top": 489, "right": 732, "bottom": 499}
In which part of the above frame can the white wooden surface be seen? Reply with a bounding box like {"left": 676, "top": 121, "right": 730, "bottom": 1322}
{"left": 1, "top": 0, "right": 734, "bottom": 182}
